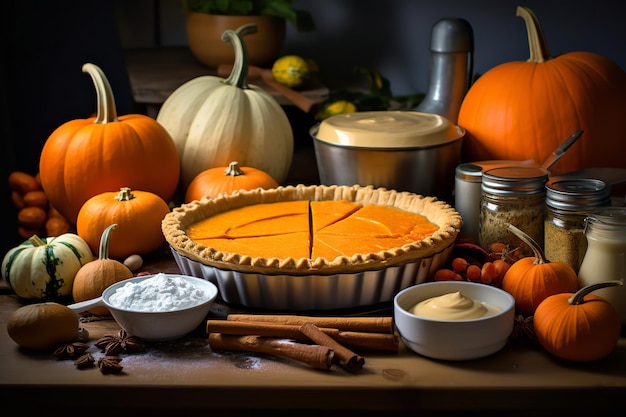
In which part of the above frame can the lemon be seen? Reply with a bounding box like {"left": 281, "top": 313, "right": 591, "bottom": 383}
{"left": 271, "top": 55, "right": 312, "bottom": 88}
{"left": 317, "top": 100, "right": 357, "bottom": 120}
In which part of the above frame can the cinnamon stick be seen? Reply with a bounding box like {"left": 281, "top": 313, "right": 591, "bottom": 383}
{"left": 226, "top": 314, "right": 394, "bottom": 334}
{"left": 208, "top": 333, "right": 334, "bottom": 370}
{"left": 206, "top": 319, "right": 399, "bottom": 352}
{"left": 299, "top": 322, "right": 365, "bottom": 372}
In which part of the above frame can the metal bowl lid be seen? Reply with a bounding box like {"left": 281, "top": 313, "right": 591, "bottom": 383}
{"left": 312, "top": 111, "right": 465, "bottom": 148}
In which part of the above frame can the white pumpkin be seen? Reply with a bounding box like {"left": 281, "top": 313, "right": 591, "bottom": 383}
{"left": 157, "top": 23, "right": 294, "bottom": 191}
{"left": 2, "top": 233, "right": 95, "bottom": 299}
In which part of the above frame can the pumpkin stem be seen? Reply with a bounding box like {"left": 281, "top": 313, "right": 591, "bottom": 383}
{"left": 506, "top": 223, "right": 548, "bottom": 265}
{"left": 114, "top": 187, "right": 135, "bottom": 202}
{"left": 222, "top": 23, "right": 257, "bottom": 89}
{"left": 27, "top": 235, "right": 46, "bottom": 247}
{"left": 82, "top": 63, "right": 119, "bottom": 124}
{"left": 224, "top": 161, "right": 245, "bottom": 177}
{"left": 516, "top": 6, "right": 551, "bottom": 63}
{"left": 568, "top": 280, "right": 624, "bottom": 305}
{"left": 98, "top": 224, "right": 117, "bottom": 260}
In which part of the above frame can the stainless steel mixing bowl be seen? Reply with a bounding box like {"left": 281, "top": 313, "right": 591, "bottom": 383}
{"left": 311, "top": 111, "right": 464, "bottom": 203}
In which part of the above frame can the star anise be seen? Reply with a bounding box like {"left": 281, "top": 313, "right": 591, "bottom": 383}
{"left": 74, "top": 353, "right": 96, "bottom": 369}
{"left": 95, "top": 329, "right": 145, "bottom": 355}
{"left": 98, "top": 356, "right": 123, "bottom": 374}
{"left": 511, "top": 314, "right": 538, "bottom": 344}
{"left": 54, "top": 342, "right": 90, "bottom": 360}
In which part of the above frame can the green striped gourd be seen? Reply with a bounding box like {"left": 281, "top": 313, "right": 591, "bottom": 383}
{"left": 2, "top": 234, "right": 95, "bottom": 299}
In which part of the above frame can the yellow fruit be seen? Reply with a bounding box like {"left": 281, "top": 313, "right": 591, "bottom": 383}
{"left": 317, "top": 100, "right": 357, "bottom": 120}
{"left": 271, "top": 55, "right": 312, "bottom": 88}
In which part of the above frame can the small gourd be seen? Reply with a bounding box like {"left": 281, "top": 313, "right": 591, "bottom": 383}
{"left": 2, "top": 233, "right": 94, "bottom": 299}
{"left": 7, "top": 302, "right": 79, "bottom": 350}
{"left": 501, "top": 223, "right": 579, "bottom": 316}
{"left": 185, "top": 161, "right": 278, "bottom": 203}
{"left": 76, "top": 187, "right": 171, "bottom": 259}
{"left": 157, "top": 24, "right": 294, "bottom": 192}
{"left": 72, "top": 224, "right": 133, "bottom": 315}
{"left": 533, "top": 280, "right": 623, "bottom": 362}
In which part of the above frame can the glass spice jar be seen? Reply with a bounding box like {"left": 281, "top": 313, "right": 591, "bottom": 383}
{"left": 454, "top": 162, "right": 483, "bottom": 241}
{"left": 577, "top": 207, "right": 626, "bottom": 326}
{"left": 544, "top": 178, "right": 611, "bottom": 273}
{"left": 479, "top": 166, "right": 548, "bottom": 257}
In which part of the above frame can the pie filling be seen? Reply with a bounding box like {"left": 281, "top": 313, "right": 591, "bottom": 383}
{"left": 186, "top": 200, "right": 439, "bottom": 261}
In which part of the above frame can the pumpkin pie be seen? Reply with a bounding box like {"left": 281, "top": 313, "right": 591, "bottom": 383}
{"left": 163, "top": 185, "right": 462, "bottom": 275}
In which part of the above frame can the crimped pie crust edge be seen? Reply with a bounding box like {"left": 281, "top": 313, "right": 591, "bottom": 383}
{"left": 162, "top": 184, "right": 463, "bottom": 275}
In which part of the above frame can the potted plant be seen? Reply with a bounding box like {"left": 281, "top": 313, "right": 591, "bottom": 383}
{"left": 182, "top": 0, "right": 315, "bottom": 68}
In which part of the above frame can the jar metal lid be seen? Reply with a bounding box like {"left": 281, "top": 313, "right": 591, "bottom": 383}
{"left": 546, "top": 178, "right": 611, "bottom": 210}
{"left": 584, "top": 207, "right": 626, "bottom": 234}
{"left": 455, "top": 163, "right": 482, "bottom": 182}
{"left": 481, "top": 166, "right": 548, "bottom": 195}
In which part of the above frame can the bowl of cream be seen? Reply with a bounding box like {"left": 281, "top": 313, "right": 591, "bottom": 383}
{"left": 393, "top": 281, "right": 515, "bottom": 360}
{"left": 68, "top": 273, "right": 219, "bottom": 341}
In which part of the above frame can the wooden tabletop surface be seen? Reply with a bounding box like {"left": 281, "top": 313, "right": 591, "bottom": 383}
{"left": 1, "top": 247, "right": 625, "bottom": 416}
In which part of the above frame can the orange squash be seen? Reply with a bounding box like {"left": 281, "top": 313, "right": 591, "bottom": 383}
{"left": 39, "top": 63, "right": 180, "bottom": 225}
{"left": 458, "top": 6, "right": 626, "bottom": 173}
{"left": 533, "top": 281, "right": 622, "bottom": 362}
{"left": 501, "top": 224, "right": 579, "bottom": 316}
{"left": 185, "top": 161, "right": 278, "bottom": 203}
{"left": 76, "top": 187, "right": 170, "bottom": 259}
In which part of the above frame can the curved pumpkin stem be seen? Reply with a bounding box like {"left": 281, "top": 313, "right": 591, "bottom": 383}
{"left": 507, "top": 223, "right": 548, "bottom": 265}
{"left": 222, "top": 23, "right": 257, "bottom": 89}
{"left": 82, "top": 63, "right": 119, "bottom": 124}
{"left": 114, "top": 187, "right": 135, "bottom": 202}
{"left": 98, "top": 224, "right": 117, "bottom": 260}
{"left": 28, "top": 235, "right": 46, "bottom": 247}
{"left": 568, "top": 280, "right": 623, "bottom": 305}
{"left": 516, "top": 6, "right": 551, "bottom": 63}
{"left": 224, "top": 161, "right": 245, "bottom": 177}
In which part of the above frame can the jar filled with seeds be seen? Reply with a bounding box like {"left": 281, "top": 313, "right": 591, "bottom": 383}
{"left": 479, "top": 166, "right": 548, "bottom": 257}
{"left": 544, "top": 178, "right": 611, "bottom": 273}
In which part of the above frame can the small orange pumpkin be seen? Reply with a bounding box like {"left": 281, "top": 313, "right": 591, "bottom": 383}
{"left": 501, "top": 224, "right": 579, "bottom": 316}
{"left": 72, "top": 224, "right": 134, "bottom": 316}
{"left": 76, "top": 187, "right": 171, "bottom": 259}
{"left": 185, "top": 161, "right": 278, "bottom": 203}
{"left": 39, "top": 63, "right": 180, "bottom": 225}
{"left": 458, "top": 6, "right": 626, "bottom": 173}
{"left": 533, "top": 280, "right": 622, "bottom": 362}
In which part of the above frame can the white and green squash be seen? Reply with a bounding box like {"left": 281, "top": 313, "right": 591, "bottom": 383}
{"left": 2, "top": 233, "right": 95, "bottom": 299}
{"left": 156, "top": 23, "right": 294, "bottom": 193}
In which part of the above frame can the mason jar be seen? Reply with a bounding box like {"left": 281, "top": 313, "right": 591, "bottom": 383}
{"left": 479, "top": 166, "right": 548, "bottom": 257}
{"left": 544, "top": 178, "right": 611, "bottom": 273}
{"left": 578, "top": 207, "right": 626, "bottom": 325}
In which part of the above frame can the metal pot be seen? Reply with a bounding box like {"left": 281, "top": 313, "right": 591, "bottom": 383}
{"left": 311, "top": 111, "right": 464, "bottom": 202}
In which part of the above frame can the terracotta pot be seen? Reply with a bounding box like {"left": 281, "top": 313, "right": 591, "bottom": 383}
{"left": 186, "top": 13, "right": 286, "bottom": 68}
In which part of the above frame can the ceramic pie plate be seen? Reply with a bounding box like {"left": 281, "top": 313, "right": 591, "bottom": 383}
{"left": 163, "top": 184, "right": 462, "bottom": 310}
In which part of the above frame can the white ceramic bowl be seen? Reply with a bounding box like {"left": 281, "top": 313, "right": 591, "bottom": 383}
{"left": 68, "top": 274, "right": 218, "bottom": 341}
{"left": 393, "top": 281, "right": 515, "bottom": 360}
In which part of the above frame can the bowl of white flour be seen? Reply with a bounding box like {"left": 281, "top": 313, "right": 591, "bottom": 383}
{"left": 69, "top": 273, "right": 218, "bottom": 341}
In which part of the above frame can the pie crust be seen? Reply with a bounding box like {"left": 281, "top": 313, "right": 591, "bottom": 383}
{"left": 162, "top": 184, "right": 463, "bottom": 275}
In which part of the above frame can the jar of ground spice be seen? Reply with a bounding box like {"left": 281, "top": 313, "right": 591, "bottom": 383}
{"left": 479, "top": 166, "right": 548, "bottom": 257}
{"left": 544, "top": 178, "right": 611, "bottom": 273}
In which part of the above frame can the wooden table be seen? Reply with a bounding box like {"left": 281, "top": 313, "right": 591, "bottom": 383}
{"left": 1, "top": 248, "right": 625, "bottom": 416}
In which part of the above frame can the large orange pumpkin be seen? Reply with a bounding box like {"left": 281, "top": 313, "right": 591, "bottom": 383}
{"left": 458, "top": 6, "right": 626, "bottom": 173}
{"left": 39, "top": 63, "right": 180, "bottom": 225}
